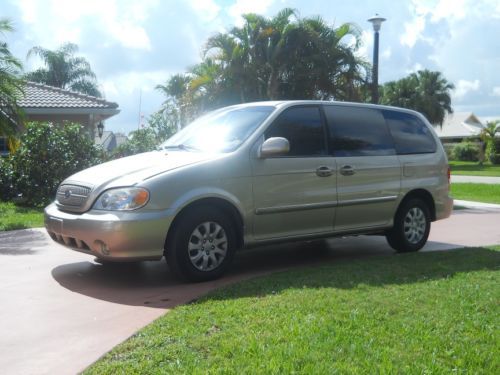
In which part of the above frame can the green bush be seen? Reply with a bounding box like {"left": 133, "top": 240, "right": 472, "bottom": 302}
{"left": 110, "top": 109, "right": 177, "bottom": 159}
{"left": 489, "top": 153, "right": 500, "bottom": 165}
{"left": 452, "top": 142, "right": 479, "bottom": 162}
{"left": 0, "top": 122, "right": 102, "bottom": 206}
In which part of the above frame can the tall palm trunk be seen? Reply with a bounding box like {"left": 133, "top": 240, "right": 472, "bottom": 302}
{"left": 267, "top": 67, "right": 280, "bottom": 100}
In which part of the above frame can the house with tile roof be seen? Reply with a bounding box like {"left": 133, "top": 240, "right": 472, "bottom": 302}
{"left": 19, "top": 81, "right": 120, "bottom": 136}
{"left": 433, "top": 112, "right": 485, "bottom": 141}
{"left": 1, "top": 82, "right": 120, "bottom": 155}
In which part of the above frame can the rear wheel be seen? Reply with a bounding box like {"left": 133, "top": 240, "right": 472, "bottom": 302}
{"left": 166, "top": 206, "right": 237, "bottom": 282}
{"left": 386, "top": 198, "right": 431, "bottom": 253}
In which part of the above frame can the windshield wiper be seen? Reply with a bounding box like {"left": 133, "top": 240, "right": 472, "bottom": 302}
{"left": 161, "top": 144, "right": 199, "bottom": 151}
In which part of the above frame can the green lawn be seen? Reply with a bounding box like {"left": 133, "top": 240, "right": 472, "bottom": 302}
{"left": 451, "top": 183, "right": 500, "bottom": 204}
{"left": 449, "top": 160, "right": 500, "bottom": 177}
{"left": 0, "top": 201, "right": 44, "bottom": 231}
{"left": 85, "top": 247, "right": 500, "bottom": 374}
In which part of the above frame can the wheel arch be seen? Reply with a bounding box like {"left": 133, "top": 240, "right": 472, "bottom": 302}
{"left": 398, "top": 189, "right": 436, "bottom": 221}
{"left": 164, "top": 197, "right": 245, "bottom": 256}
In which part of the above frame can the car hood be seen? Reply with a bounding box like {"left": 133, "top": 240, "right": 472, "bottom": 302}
{"left": 64, "top": 150, "right": 218, "bottom": 189}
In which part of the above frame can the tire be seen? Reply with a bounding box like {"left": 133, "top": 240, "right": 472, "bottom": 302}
{"left": 386, "top": 198, "right": 431, "bottom": 253}
{"left": 165, "top": 206, "right": 237, "bottom": 282}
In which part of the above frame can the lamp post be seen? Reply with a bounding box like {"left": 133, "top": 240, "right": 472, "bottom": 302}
{"left": 367, "top": 14, "right": 386, "bottom": 104}
{"left": 97, "top": 121, "right": 104, "bottom": 139}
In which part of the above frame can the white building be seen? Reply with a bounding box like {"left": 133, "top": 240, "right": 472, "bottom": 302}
{"left": 433, "top": 112, "right": 485, "bottom": 142}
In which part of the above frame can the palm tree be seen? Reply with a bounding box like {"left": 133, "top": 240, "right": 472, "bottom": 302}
{"left": 204, "top": 8, "right": 367, "bottom": 101}
{"left": 156, "top": 8, "right": 369, "bottom": 122}
{"left": 414, "top": 70, "right": 454, "bottom": 126}
{"left": 0, "top": 18, "right": 24, "bottom": 137}
{"left": 381, "top": 70, "right": 454, "bottom": 126}
{"left": 480, "top": 120, "right": 500, "bottom": 163}
{"left": 25, "top": 43, "right": 101, "bottom": 97}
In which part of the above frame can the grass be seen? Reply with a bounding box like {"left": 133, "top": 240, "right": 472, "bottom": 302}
{"left": 449, "top": 160, "right": 500, "bottom": 177}
{"left": 85, "top": 247, "right": 500, "bottom": 374}
{"left": 451, "top": 183, "right": 500, "bottom": 204}
{"left": 0, "top": 201, "right": 44, "bottom": 231}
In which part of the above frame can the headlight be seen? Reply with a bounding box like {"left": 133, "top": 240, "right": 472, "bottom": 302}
{"left": 93, "top": 187, "right": 150, "bottom": 211}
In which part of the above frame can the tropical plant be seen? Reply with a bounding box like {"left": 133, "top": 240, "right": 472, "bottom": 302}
{"left": 0, "top": 18, "right": 24, "bottom": 136}
{"left": 110, "top": 108, "right": 178, "bottom": 158}
{"left": 0, "top": 122, "right": 102, "bottom": 205}
{"left": 156, "top": 8, "right": 368, "bottom": 121}
{"left": 25, "top": 43, "right": 101, "bottom": 97}
{"left": 480, "top": 120, "right": 500, "bottom": 164}
{"left": 381, "top": 69, "right": 454, "bottom": 126}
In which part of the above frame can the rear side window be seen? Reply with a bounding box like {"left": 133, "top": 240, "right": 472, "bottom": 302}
{"left": 382, "top": 110, "right": 436, "bottom": 154}
{"left": 324, "top": 106, "right": 395, "bottom": 157}
{"left": 265, "top": 106, "right": 326, "bottom": 156}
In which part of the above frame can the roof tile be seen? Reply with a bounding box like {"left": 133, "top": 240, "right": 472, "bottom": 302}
{"left": 18, "top": 82, "right": 119, "bottom": 109}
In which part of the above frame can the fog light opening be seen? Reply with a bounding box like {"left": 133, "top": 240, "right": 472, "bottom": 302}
{"left": 94, "top": 240, "right": 110, "bottom": 256}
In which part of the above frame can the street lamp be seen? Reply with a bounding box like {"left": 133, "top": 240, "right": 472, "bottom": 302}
{"left": 367, "top": 14, "right": 386, "bottom": 104}
{"left": 97, "top": 121, "right": 104, "bottom": 138}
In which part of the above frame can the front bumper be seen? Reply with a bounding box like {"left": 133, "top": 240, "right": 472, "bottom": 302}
{"left": 44, "top": 203, "right": 175, "bottom": 261}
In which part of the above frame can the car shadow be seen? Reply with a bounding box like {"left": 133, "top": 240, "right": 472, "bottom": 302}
{"left": 0, "top": 229, "right": 48, "bottom": 256}
{"left": 50, "top": 235, "right": 497, "bottom": 309}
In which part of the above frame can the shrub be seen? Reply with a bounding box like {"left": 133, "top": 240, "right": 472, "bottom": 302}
{"left": 489, "top": 153, "right": 500, "bottom": 165}
{"left": 451, "top": 142, "right": 479, "bottom": 162}
{"left": 0, "top": 122, "right": 102, "bottom": 206}
{"left": 109, "top": 109, "right": 177, "bottom": 159}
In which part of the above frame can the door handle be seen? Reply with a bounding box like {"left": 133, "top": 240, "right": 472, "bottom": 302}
{"left": 340, "top": 165, "right": 355, "bottom": 176}
{"left": 316, "top": 166, "right": 333, "bottom": 177}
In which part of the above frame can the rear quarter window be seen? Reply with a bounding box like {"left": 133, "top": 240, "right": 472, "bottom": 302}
{"left": 382, "top": 110, "right": 437, "bottom": 154}
{"left": 324, "top": 105, "right": 395, "bottom": 157}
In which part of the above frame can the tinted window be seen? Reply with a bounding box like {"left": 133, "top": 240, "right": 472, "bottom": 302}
{"left": 324, "top": 106, "right": 395, "bottom": 157}
{"left": 382, "top": 110, "right": 437, "bottom": 154}
{"left": 265, "top": 106, "right": 326, "bottom": 156}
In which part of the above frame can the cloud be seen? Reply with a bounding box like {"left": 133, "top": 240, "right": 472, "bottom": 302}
{"left": 187, "top": 0, "right": 221, "bottom": 22}
{"left": 228, "top": 0, "right": 275, "bottom": 26}
{"left": 400, "top": 15, "right": 425, "bottom": 48}
{"left": 411, "top": 0, "right": 467, "bottom": 22}
{"left": 15, "top": 0, "right": 155, "bottom": 50}
{"left": 454, "top": 79, "right": 480, "bottom": 100}
{"left": 492, "top": 87, "right": 500, "bottom": 97}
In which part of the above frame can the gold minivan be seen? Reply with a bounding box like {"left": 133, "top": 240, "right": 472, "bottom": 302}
{"left": 45, "top": 101, "right": 453, "bottom": 281}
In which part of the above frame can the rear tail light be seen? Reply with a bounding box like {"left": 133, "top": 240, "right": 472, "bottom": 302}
{"left": 447, "top": 166, "right": 451, "bottom": 189}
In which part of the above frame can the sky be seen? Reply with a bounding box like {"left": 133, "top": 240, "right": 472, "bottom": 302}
{"left": 2, "top": 0, "right": 500, "bottom": 134}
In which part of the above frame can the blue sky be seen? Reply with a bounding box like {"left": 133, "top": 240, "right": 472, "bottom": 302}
{"left": 2, "top": 0, "right": 500, "bottom": 134}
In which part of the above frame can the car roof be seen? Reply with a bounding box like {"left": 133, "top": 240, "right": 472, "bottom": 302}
{"left": 231, "top": 100, "right": 425, "bottom": 119}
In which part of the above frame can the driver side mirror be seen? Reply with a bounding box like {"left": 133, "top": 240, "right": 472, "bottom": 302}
{"left": 259, "top": 137, "right": 290, "bottom": 158}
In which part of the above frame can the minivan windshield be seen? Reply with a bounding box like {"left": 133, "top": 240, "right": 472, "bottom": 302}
{"left": 160, "top": 106, "right": 275, "bottom": 153}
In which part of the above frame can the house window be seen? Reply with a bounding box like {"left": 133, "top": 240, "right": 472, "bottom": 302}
{"left": 0, "top": 137, "right": 9, "bottom": 156}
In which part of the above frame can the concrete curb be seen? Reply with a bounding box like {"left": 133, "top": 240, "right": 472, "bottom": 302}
{"left": 451, "top": 175, "right": 500, "bottom": 184}
{"left": 454, "top": 199, "right": 500, "bottom": 210}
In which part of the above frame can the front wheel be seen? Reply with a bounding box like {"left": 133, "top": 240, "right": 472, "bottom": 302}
{"left": 386, "top": 198, "right": 431, "bottom": 253}
{"left": 165, "top": 206, "right": 237, "bottom": 282}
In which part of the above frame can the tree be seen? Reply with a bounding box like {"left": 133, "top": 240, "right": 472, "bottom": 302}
{"left": 25, "top": 43, "right": 101, "bottom": 97}
{"left": 156, "top": 8, "right": 369, "bottom": 122}
{"left": 110, "top": 108, "right": 177, "bottom": 158}
{"left": 480, "top": 120, "right": 500, "bottom": 164}
{"left": 381, "top": 70, "right": 454, "bottom": 126}
{"left": 0, "top": 18, "right": 24, "bottom": 137}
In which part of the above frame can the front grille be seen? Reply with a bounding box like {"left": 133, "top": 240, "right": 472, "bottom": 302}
{"left": 56, "top": 184, "right": 92, "bottom": 208}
